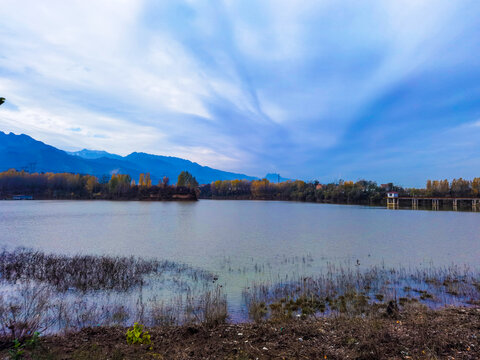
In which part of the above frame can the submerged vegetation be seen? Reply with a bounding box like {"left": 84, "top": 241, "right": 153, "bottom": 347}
{"left": 243, "top": 264, "right": 480, "bottom": 322}
{"left": 0, "top": 248, "right": 224, "bottom": 339}
{"left": 1, "top": 249, "right": 479, "bottom": 337}
{"left": 0, "top": 248, "right": 214, "bottom": 292}
{"left": 0, "top": 248, "right": 479, "bottom": 358}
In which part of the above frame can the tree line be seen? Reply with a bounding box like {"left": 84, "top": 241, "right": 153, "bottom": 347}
{"left": 200, "top": 177, "right": 480, "bottom": 204}
{"left": 200, "top": 179, "right": 388, "bottom": 204}
{"left": 2, "top": 167, "right": 479, "bottom": 204}
{"left": 0, "top": 169, "right": 199, "bottom": 200}
{"left": 405, "top": 178, "right": 480, "bottom": 197}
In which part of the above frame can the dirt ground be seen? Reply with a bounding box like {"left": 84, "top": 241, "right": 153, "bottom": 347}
{"left": 2, "top": 306, "right": 479, "bottom": 360}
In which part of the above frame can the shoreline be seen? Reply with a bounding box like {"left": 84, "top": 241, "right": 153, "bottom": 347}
{"left": 5, "top": 197, "right": 480, "bottom": 213}
{"left": 3, "top": 306, "right": 479, "bottom": 359}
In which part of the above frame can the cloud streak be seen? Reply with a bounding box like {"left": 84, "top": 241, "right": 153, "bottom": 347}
{"left": 1, "top": 0, "right": 480, "bottom": 186}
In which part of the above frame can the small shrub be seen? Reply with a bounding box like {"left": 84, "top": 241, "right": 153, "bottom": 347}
{"left": 126, "top": 323, "right": 151, "bottom": 345}
{"left": 8, "top": 339, "right": 25, "bottom": 360}
{"left": 8, "top": 332, "right": 40, "bottom": 360}
{"left": 0, "top": 283, "right": 54, "bottom": 339}
{"left": 248, "top": 300, "right": 268, "bottom": 322}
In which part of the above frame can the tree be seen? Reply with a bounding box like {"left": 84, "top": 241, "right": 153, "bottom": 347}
{"left": 108, "top": 174, "right": 131, "bottom": 195}
{"left": 0, "top": 97, "right": 4, "bottom": 106}
{"left": 145, "top": 173, "right": 152, "bottom": 187}
{"left": 473, "top": 177, "right": 480, "bottom": 196}
{"left": 440, "top": 179, "right": 449, "bottom": 195}
{"left": 162, "top": 176, "right": 169, "bottom": 187}
{"left": 451, "top": 178, "right": 470, "bottom": 196}
{"left": 138, "top": 173, "right": 152, "bottom": 188}
{"left": 251, "top": 178, "right": 272, "bottom": 198}
{"left": 85, "top": 176, "right": 98, "bottom": 194}
{"left": 426, "top": 180, "right": 433, "bottom": 196}
{"left": 177, "top": 171, "right": 198, "bottom": 188}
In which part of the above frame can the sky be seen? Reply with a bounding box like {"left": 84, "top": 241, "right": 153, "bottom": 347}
{"left": 1, "top": 0, "right": 480, "bottom": 186}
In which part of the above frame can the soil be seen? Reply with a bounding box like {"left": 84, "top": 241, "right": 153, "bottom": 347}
{"left": 2, "top": 306, "right": 479, "bottom": 360}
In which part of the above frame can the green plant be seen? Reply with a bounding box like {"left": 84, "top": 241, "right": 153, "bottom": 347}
{"left": 26, "top": 331, "right": 40, "bottom": 349}
{"left": 8, "top": 339, "right": 25, "bottom": 360}
{"left": 126, "top": 323, "right": 151, "bottom": 345}
{"left": 8, "top": 333, "right": 39, "bottom": 360}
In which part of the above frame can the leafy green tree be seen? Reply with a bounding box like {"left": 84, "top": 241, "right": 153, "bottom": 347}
{"left": 177, "top": 171, "right": 198, "bottom": 188}
{"left": 108, "top": 174, "right": 131, "bottom": 195}
{"left": 0, "top": 97, "right": 5, "bottom": 106}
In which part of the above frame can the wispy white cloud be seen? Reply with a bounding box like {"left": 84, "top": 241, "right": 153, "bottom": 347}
{"left": 1, "top": 0, "right": 479, "bottom": 184}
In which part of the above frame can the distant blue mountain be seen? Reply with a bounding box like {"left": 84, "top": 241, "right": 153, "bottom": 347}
{"left": 264, "top": 173, "right": 292, "bottom": 183}
{"left": 0, "top": 131, "right": 258, "bottom": 184}
{"left": 67, "top": 149, "right": 123, "bottom": 160}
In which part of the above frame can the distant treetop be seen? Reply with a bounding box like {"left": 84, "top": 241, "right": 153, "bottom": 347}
{"left": 0, "top": 97, "right": 5, "bottom": 106}
{"left": 177, "top": 171, "right": 198, "bottom": 188}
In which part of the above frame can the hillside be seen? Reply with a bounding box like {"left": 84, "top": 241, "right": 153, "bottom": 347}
{"left": 0, "top": 131, "right": 258, "bottom": 184}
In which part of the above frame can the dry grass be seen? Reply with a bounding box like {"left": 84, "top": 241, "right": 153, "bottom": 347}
{"left": 3, "top": 306, "right": 479, "bottom": 359}
{"left": 243, "top": 263, "right": 480, "bottom": 321}
{"left": 0, "top": 248, "right": 226, "bottom": 340}
{"left": 0, "top": 248, "right": 214, "bottom": 292}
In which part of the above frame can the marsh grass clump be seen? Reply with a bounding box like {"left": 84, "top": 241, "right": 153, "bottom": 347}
{"left": 0, "top": 248, "right": 224, "bottom": 338}
{"left": 248, "top": 300, "right": 268, "bottom": 322}
{"left": 0, "top": 248, "right": 214, "bottom": 292}
{"left": 185, "top": 286, "right": 228, "bottom": 327}
{"left": 138, "top": 285, "right": 227, "bottom": 328}
{"left": 148, "top": 300, "right": 180, "bottom": 327}
{"left": 0, "top": 284, "right": 228, "bottom": 339}
{"left": 329, "top": 292, "right": 370, "bottom": 315}
{"left": 0, "top": 284, "right": 141, "bottom": 339}
{"left": 0, "top": 282, "right": 56, "bottom": 339}
{"left": 243, "top": 263, "right": 480, "bottom": 322}
{"left": 1, "top": 247, "right": 479, "bottom": 339}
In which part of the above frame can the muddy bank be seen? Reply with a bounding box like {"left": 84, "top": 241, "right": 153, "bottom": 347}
{"left": 3, "top": 306, "right": 479, "bottom": 360}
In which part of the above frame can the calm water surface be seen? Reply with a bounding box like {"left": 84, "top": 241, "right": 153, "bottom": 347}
{"left": 1, "top": 200, "right": 479, "bottom": 316}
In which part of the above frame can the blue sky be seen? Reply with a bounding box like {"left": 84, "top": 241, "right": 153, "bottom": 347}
{"left": 1, "top": 0, "right": 480, "bottom": 186}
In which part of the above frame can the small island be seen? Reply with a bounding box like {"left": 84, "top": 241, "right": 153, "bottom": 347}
{"left": 0, "top": 169, "right": 199, "bottom": 201}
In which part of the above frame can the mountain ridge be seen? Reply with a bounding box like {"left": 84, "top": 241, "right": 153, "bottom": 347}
{"left": 0, "top": 131, "right": 259, "bottom": 184}
{"left": 67, "top": 149, "right": 123, "bottom": 160}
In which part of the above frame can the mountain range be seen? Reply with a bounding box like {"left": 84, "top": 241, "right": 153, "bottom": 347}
{"left": 0, "top": 131, "right": 262, "bottom": 184}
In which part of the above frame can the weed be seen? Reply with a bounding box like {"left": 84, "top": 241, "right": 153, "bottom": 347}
{"left": 126, "top": 323, "right": 151, "bottom": 346}
{"left": 7, "top": 332, "right": 40, "bottom": 360}
{"left": 8, "top": 339, "right": 24, "bottom": 360}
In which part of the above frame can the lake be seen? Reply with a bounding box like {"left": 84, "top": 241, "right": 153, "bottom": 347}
{"left": 1, "top": 200, "right": 479, "bottom": 321}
